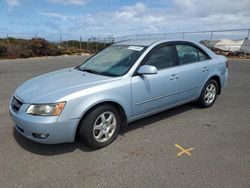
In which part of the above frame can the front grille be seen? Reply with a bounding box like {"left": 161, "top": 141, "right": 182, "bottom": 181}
{"left": 11, "top": 96, "right": 23, "bottom": 113}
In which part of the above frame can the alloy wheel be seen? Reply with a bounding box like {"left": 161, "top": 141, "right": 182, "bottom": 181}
{"left": 204, "top": 83, "right": 217, "bottom": 104}
{"left": 93, "top": 111, "right": 117, "bottom": 143}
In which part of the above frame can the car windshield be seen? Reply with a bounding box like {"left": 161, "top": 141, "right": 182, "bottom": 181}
{"left": 77, "top": 45, "right": 147, "bottom": 77}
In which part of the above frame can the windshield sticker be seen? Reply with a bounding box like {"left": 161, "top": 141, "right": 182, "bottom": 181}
{"left": 128, "top": 46, "right": 144, "bottom": 51}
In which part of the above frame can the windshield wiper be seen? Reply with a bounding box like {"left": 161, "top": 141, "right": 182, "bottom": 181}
{"left": 76, "top": 67, "right": 117, "bottom": 77}
{"left": 83, "top": 69, "right": 99, "bottom": 74}
{"left": 77, "top": 68, "right": 102, "bottom": 75}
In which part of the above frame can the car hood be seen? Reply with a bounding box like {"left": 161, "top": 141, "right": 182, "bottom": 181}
{"left": 15, "top": 67, "right": 118, "bottom": 103}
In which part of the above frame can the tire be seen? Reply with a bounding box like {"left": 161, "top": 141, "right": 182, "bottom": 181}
{"left": 197, "top": 79, "right": 218, "bottom": 108}
{"left": 79, "top": 104, "right": 121, "bottom": 149}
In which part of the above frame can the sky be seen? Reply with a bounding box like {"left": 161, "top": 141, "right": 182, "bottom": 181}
{"left": 0, "top": 0, "right": 249, "bottom": 37}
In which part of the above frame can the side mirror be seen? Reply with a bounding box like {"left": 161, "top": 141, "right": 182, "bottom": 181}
{"left": 137, "top": 65, "right": 158, "bottom": 75}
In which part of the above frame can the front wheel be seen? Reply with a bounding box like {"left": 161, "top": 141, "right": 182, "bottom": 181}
{"left": 78, "top": 104, "right": 121, "bottom": 149}
{"left": 197, "top": 79, "right": 218, "bottom": 108}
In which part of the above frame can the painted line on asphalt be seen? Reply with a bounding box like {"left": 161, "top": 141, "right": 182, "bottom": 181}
{"left": 175, "top": 144, "right": 194, "bottom": 157}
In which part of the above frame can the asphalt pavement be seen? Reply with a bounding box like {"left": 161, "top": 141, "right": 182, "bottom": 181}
{"left": 0, "top": 56, "right": 249, "bottom": 188}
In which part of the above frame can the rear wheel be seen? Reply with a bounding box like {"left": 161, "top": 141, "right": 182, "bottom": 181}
{"left": 79, "top": 104, "right": 121, "bottom": 149}
{"left": 198, "top": 79, "right": 218, "bottom": 108}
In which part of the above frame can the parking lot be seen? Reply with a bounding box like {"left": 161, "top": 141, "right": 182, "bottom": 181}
{"left": 0, "top": 56, "right": 249, "bottom": 188}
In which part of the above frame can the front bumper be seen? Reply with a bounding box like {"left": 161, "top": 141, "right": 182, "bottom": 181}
{"left": 9, "top": 100, "right": 80, "bottom": 144}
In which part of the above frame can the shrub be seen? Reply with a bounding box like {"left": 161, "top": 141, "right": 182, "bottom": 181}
{"left": 0, "top": 44, "right": 8, "bottom": 58}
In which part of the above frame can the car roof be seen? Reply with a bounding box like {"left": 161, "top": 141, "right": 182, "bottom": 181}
{"left": 114, "top": 39, "right": 196, "bottom": 46}
{"left": 113, "top": 38, "right": 217, "bottom": 59}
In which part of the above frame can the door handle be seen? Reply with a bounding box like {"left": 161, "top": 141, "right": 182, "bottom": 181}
{"left": 170, "top": 74, "right": 178, "bottom": 80}
{"left": 202, "top": 67, "right": 209, "bottom": 72}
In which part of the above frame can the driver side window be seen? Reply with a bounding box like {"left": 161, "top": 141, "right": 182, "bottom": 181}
{"left": 144, "top": 45, "right": 175, "bottom": 70}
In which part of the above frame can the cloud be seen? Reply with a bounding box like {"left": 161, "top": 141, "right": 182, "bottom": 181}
{"left": 172, "top": 0, "right": 250, "bottom": 17}
{"left": 38, "top": 1, "right": 250, "bottom": 36}
{"left": 72, "top": 2, "right": 167, "bottom": 34}
{"left": 48, "top": 0, "right": 88, "bottom": 5}
{"left": 6, "top": 0, "right": 20, "bottom": 7}
{"left": 168, "top": 0, "right": 250, "bottom": 32}
{"left": 38, "top": 11, "right": 76, "bottom": 21}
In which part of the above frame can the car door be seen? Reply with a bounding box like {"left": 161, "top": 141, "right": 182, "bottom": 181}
{"left": 131, "top": 43, "right": 179, "bottom": 117}
{"left": 174, "top": 42, "right": 212, "bottom": 102}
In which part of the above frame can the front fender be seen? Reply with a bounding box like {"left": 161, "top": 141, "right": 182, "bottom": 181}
{"left": 57, "top": 78, "right": 131, "bottom": 122}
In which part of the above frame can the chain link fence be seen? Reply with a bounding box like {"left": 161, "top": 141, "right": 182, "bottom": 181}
{"left": 115, "top": 29, "right": 250, "bottom": 58}
{"left": 0, "top": 33, "right": 114, "bottom": 59}
{"left": 0, "top": 29, "right": 250, "bottom": 59}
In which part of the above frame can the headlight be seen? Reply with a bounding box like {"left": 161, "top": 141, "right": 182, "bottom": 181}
{"left": 27, "top": 102, "right": 66, "bottom": 116}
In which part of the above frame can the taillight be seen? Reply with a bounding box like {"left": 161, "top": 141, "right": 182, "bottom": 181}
{"left": 226, "top": 60, "right": 229, "bottom": 68}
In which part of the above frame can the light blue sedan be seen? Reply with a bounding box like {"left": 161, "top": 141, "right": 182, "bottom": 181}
{"left": 9, "top": 39, "right": 228, "bottom": 148}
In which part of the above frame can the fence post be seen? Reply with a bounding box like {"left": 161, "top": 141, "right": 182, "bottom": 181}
{"left": 87, "top": 39, "right": 90, "bottom": 53}
{"left": 95, "top": 40, "right": 97, "bottom": 53}
{"left": 210, "top": 31, "right": 213, "bottom": 49}
{"left": 182, "top": 32, "right": 185, "bottom": 39}
{"left": 66, "top": 35, "right": 68, "bottom": 50}
{"left": 80, "top": 36, "right": 82, "bottom": 50}
{"left": 244, "top": 29, "right": 250, "bottom": 59}
{"left": 6, "top": 34, "right": 9, "bottom": 47}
